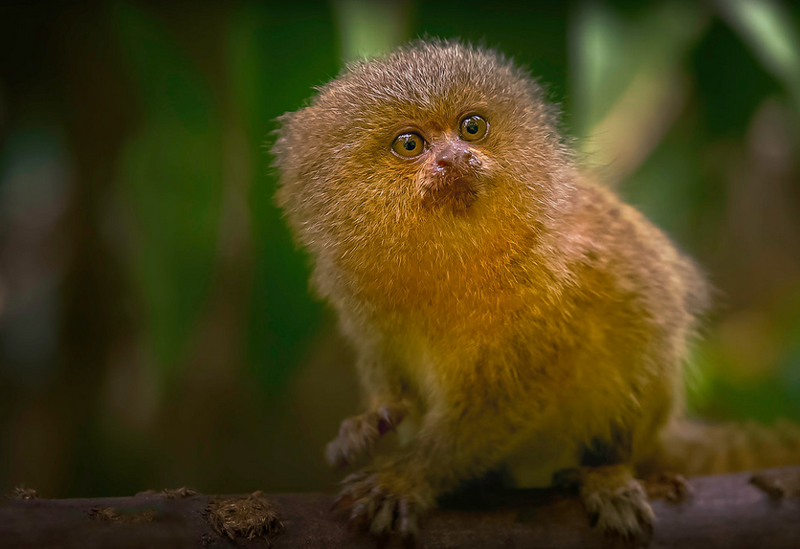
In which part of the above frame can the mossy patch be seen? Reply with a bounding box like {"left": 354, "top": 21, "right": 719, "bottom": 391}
{"left": 204, "top": 492, "right": 283, "bottom": 543}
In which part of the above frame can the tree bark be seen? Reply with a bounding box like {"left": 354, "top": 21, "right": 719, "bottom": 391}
{"left": 2, "top": 467, "right": 799, "bottom": 549}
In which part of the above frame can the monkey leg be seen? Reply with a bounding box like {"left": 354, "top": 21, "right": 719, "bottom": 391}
{"left": 325, "top": 402, "right": 408, "bottom": 469}
{"left": 568, "top": 418, "right": 664, "bottom": 537}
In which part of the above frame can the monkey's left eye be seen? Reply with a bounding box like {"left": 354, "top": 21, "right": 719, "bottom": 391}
{"left": 391, "top": 132, "right": 426, "bottom": 158}
{"left": 459, "top": 115, "right": 488, "bottom": 142}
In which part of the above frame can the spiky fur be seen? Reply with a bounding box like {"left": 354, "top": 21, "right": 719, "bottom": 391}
{"left": 272, "top": 40, "right": 711, "bottom": 537}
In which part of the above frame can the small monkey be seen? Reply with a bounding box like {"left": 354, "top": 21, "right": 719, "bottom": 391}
{"left": 272, "top": 40, "right": 800, "bottom": 538}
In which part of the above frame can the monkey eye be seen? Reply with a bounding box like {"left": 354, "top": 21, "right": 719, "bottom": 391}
{"left": 459, "top": 115, "right": 488, "bottom": 142}
{"left": 391, "top": 132, "right": 426, "bottom": 158}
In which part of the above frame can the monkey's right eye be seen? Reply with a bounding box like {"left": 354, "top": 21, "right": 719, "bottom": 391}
{"left": 391, "top": 133, "right": 425, "bottom": 158}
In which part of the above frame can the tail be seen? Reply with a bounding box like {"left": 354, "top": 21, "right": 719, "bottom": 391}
{"left": 647, "top": 418, "right": 800, "bottom": 477}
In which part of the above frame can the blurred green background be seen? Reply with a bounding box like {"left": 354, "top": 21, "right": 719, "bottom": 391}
{"left": 1, "top": 0, "right": 799, "bottom": 498}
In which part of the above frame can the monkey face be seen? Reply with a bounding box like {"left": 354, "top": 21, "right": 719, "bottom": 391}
{"left": 386, "top": 113, "right": 491, "bottom": 212}
{"left": 274, "top": 40, "right": 573, "bottom": 258}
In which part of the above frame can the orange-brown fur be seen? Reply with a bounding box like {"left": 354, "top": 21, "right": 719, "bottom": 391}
{"left": 273, "top": 40, "right": 710, "bottom": 537}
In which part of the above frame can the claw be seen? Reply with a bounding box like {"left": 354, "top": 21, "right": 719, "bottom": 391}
{"left": 367, "top": 486, "right": 384, "bottom": 517}
{"left": 643, "top": 472, "right": 693, "bottom": 502}
{"left": 581, "top": 471, "right": 654, "bottom": 538}
{"left": 335, "top": 467, "right": 425, "bottom": 540}
{"left": 350, "top": 499, "right": 368, "bottom": 521}
{"left": 326, "top": 413, "right": 384, "bottom": 468}
{"left": 398, "top": 498, "right": 419, "bottom": 538}
{"left": 332, "top": 492, "right": 354, "bottom": 511}
{"left": 377, "top": 406, "right": 398, "bottom": 435}
{"left": 327, "top": 406, "right": 409, "bottom": 468}
{"left": 374, "top": 498, "right": 398, "bottom": 534}
{"left": 341, "top": 471, "right": 369, "bottom": 486}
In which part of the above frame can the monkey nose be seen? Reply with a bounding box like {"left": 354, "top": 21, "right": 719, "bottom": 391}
{"left": 435, "top": 145, "right": 473, "bottom": 169}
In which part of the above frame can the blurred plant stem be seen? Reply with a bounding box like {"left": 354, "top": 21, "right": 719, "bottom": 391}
{"left": 332, "top": 0, "right": 412, "bottom": 61}
{"left": 571, "top": 0, "right": 708, "bottom": 185}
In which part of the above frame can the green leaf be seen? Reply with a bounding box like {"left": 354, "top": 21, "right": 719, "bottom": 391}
{"left": 715, "top": 0, "right": 800, "bottom": 114}
{"left": 571, "top": 1, "right": 707, "bottom": 139}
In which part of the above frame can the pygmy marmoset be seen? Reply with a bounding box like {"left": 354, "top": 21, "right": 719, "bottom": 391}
{"left": 272, "top": 40, "right": 800, "bottom": 538}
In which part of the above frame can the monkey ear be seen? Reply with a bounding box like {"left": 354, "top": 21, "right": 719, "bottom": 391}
{"left": 273, "top": 110, "right": 298, "bottom": 136}
{"left": 272, "top": 104, "right": 320, "bottom": 145}
{"left": 270, "top": 109, "right": 306, "bottom": 162}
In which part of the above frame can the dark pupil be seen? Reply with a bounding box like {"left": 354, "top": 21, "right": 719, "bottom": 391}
{"left": 404, "top": 138, "right": 417, "bottom": 151}
{"left": 466, "top": 120, "right": 479, "bottom": 134}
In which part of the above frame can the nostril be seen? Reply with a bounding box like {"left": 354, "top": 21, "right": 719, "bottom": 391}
{"left": 436, "top": 154, "right": 453, "bottom": 168}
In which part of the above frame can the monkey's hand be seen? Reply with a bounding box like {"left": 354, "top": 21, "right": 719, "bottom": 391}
{"left": 335, "top": 464, "right": 433, "bottom": 539}
{"left": 580, "top": 465, "right": 654, "bottom": 539}
{"left": 326, "top": 404, "right": 407, "bottom": 469}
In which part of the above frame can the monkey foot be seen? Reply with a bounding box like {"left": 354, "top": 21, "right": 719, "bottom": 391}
{"left": 326, "top": 405, "right": 406, "bottom": 469}
{"left": 581, "top": 467, "right": 654, "bottom": 539}
{"left": 335, "top": 470, "right": 425, "bottom": 538}
{"left": 642, "top": 472, "right": 693, "bottom": 502}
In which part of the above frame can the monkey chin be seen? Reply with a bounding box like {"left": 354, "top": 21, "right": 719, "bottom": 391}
{"left": 419, "top": 176, "right": 481, "bottom": 214}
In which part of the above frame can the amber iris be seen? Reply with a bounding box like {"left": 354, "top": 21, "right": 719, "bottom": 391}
{"left": 459, "top": 115, "right": 488, "bottom": 141}
{"left": 391, "top": 132, "right": 425, "bottom": 157}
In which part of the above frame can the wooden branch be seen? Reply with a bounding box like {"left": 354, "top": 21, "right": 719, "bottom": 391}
{"left": 2, "top": 467, "right": 799, "bottom": 548}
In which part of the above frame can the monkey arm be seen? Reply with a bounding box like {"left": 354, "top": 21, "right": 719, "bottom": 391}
{"left": 338, "top": 365, "right": 546, "bottom": 536}
{"left": 325, "top": 351, "right": 410, "bottom": 469}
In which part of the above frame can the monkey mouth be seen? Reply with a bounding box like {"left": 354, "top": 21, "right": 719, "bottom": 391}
{"left": 420, "top": 176, "right": 480, "bottom": 211}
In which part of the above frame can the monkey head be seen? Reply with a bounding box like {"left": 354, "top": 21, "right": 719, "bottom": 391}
{"left": 273, "top": 40, "right": 576, "bottom": 289}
